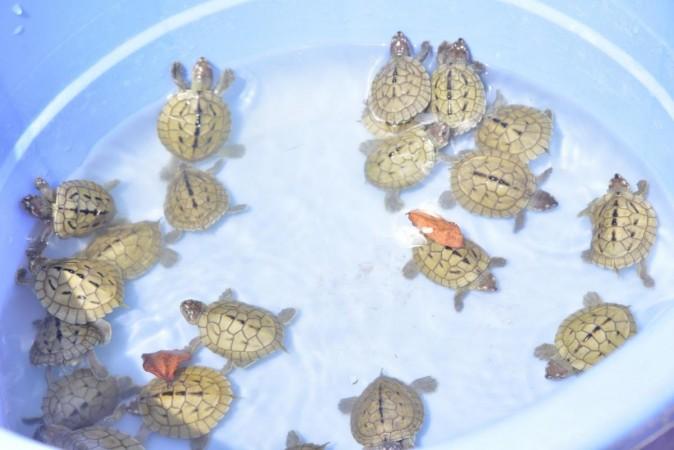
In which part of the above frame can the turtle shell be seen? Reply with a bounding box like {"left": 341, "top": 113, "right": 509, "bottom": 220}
{"left": 195, "top": 299, "right": 285, "bottom": 367}
{"left": 164, "top": 164, "right": 230, "bottom": 231}
{"left": 30, "top": 316, "right": 104, "bottom": 368}
{"left": 138, "top": 366, "right": 232, "bottom": 439}
{"left": 350, "top": 375, "right": 424, "bottom": 447}
{"left": 83, "top": 221, "right": 163, "bottom": 279}
{"left": 368, "top": 57, "right": 431, "bottom": 125}
{"left": 52, "top": 180, "right": 116, "bottom": 238}
{"left": 34, "top": 258, "right": 124, "bottom": 325}
{"left": 42, "top": 369, "right": 122, "bottom": 429}
{"left": 476, "top": 105, "right": 552, "bottom": 162}
{"left": 450, "top": 149, "right": 536, "bottom": 217}
{"left": 555, "top": 303, "right": 636, "bottom": 372}
{"left": 431, "top": 62, "right": 486, "bottom": 134}
{"left": 49, "top": 426, "right": 145, "bottom": 450}
{"left": 365, "top": 127, "right": 437, "bottom": 189}
{"left": 157, "top": 90, "right": 232, "bottom": 162}
{"left": 361, "top": 107, "right": 417, "bottom": 138}
{"left": 587, "top": 191, "right": 657, "bottom": 269}
{"left": 413, "top": 238, "right": 490, "bottom": 289}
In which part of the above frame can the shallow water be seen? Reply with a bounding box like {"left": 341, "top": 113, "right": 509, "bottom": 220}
{"left": 8, "top": 45, "right": 674, "bottom": 449}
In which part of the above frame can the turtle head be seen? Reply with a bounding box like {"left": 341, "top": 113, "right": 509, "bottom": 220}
{"left": 426, "top": 122, "right": 452, "bottom": 148}
{"left": 438, "top": 38, "right": 471, "bottom": 65}
{"left": 180, "top": 299, "right": 207, "bottom": 324}
{"left": 390, "top": 31, "right": 412, "bottom": 57}
{"left": 191, "top": 57, "right": 214, "bottom": 91}
{"left": 608, "top": 173, "right": 630, "bottom": 193}
{"left": 476, "top": 272, "right": 497, "bottom": 292}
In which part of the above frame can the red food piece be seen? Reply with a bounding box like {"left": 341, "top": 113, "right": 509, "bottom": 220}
{"left": 141, "top": 349, "right": 191, "bottom": 382}
{"left": 407, "top": 209, "right": 464, "bottom": 248}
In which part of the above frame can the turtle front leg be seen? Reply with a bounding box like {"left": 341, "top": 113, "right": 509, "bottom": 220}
{"left": 636, "top": 179, "right": 649, "bottom": 199}
{"left": 159, "top": 247, "right": 179, "bottom": 268}
{"left": 513, "top": 210, "right": 527, "bottom": 233}
{"left": 415, "top": 41, "right": 432, "bottom": 63}
{"left": 581, "top": 249, "right": 593, "bottom": 263}
{"left": 438, "top": 190, "right": 456, "bottom": 209}
{"left": 102, "top": 179, "right": 119, "bottom": 191}
{"left": 190, "top": 434, "right": 211, "bottom": 450}
{"left": 384, "top": 190, "right": 404, "bottom": 212}
{"left": 453, "top": 290, "right": 468, "bottom": 312}
{"left": 338, "top": 396, "right": 359, "bottom": 414}
{"left": 637, "top": 260, "right": 655, "bottom": 288}
{"left": 26, "top": 222, "right": 52, "bottom": 259}
{"left": 164, "top": 229, "right": 184, "bottom": 243}
{"left": 577, "top": 199, "right": 598, "bottom": 218}
{"left": 536, "top": 167, "right": 553, "bottom": 185}
{"left": 226, "top": 203, "right": 248, "bottom": 215}
{"left": 410, "top": 376, "right": 438, "bottom": 394}
{"left": 15, "top": 267, "right": 33, "bottom": 285}
{"left": 359, "top": 139, "right": 381, "bottom": 156}
{"left": 217, "top": 144, "right": 246, "bottom": 159}
{"left": 582, "top": 291, "right": 604, "bottom": 307}
{"left": 277, "top": 307, "right": 297, "bottom": 325}
{"left": 171, "top": 61, "right": 189, "bottom": 90}
{"left": 34, "top": 177, "right": 55, "bottom": 202}
{"left": 214, "top": 68, "right": 235, "bottom": 95}
{"left": 402, "top": 259, "right": 420, "bottom": 279}
{"left": 183, "top": 337, "right": 202, "bottom": 356}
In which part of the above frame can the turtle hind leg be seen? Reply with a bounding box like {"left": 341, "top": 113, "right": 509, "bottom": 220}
{"left": 533, "top": 343, "right": 558, "bottom": 361}
{"left": 159, "top": 247, "right": 179, "bottom": 268}
{"left": 581, "top": 249, "right": 593, "bottom": 263}
{"left": 218, "top": 144, "right": 246, "bottom": 159}
{"left": 338, "top": 397, "right": 358, "bottom": 414}
{"left": 190, "top": 434, "right": 211, "bottom": 450}
{"left": 384, "top": 190, "right": 404, "bottom": 213}
{"left": 286, "top": 431, "right": 301, "bottom": 447}
{"left": 277, "top": 307, "right": 297, "bottom": 324}
{"left": 438, "top": 190, "right": 456, "bottom": 209}
{"left": 637, "top": 260, "right": 655, "bottom": 288}
{"left": 402, "top": 260, "right": 420, "bottom": 279}
{"left": 583, "top": 291, "right": 603, "bottom": 307}
{"left": 453, "top": 290, "right": 468, "bottom": 312}
{"left": 410, "top": 376, "right": 438, "bottom": 394}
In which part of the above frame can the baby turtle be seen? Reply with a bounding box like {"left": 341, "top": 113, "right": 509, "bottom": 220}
{"left": 129, "top": 366, "right": 233, "bottom": 450}
{"left": 36, "top": 425, "right": 145, "bottom": 450}
{"left": 22, "top": 177, "right": 117, "bottom": 256}
{"left": 82, "top": 221, "right": 179, "bottom": 280}
{"left": 29, "top": 316, "right": 111, "bottom": 377}
{"left": 403, "top": 237, "right": 505, "bottom": 311}
{"left": 439, "top": 149, "right": 558, "bottom": 232}
{"left": 162, "top": 159, "right": 246, "bottom": 240}
{"left": 180, "top": 288, "right": 296, "bottom": 370}
{"left": 431, "top": 38, "right": 486, "bottom": 135}
{"left": 534, "top": 291, "right": 637, "bottom": 379}
{"left": 17, "top": 256, "right": 124, "bottom": 325}
{"left": 476, "top": 93, "right": 553, "bottom": 163}
{"left": 338, "top": 373, "right": 437, "bottom": 450}
{"left": 286, "top": 430, "right": 328, "bottom": 450}
{"left": 579, "top": 174, "right": 657, "bottom": 287}
{"left": 366, "top": 31, "right": 432, "bottom": 129}
{"left": 157, "top": 57, "right": 244, "bottom": 162}
{"left": 24, "top": 368, "right": 137, "bottom": 430}
{"left": 360, "top": 122, "right": 451, "bottom": 212}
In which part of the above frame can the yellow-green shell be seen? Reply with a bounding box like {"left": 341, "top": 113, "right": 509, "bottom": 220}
{"left": 84, "top": 221, "right": 163, "bottom": 279}
{"left": 53, "top": 180, "right": 116, "bottom": 238}
{"left": 30, "top": 316, "right": 104, "bottom": 367}
{"left": 431, "top": 62, "right": 486, "bottom": 134}
{"left": 194, "top": 300, "right": 285, "bottom": 367}
{"left": 164, "top": 164, "right": 229, "bottom": 231}
{"left": 587, "top": 191, "right": 657, "bottom": 270}
{"left": 55, "top": 427, "right": 145, "bottom": 450}
{"left": 554, "top": 303, "right": 636, "bottom": 372}
{"left": 138, "top": 366, "right": 232, "bottom": 439}
{"left": 157, "top": 90, "right": 231, "bottom": 162}
{"left": 413, "top": 239, "right": 490, "bottom": 289}
{"left": 42, "top": 369, "right": 122, "bottom": 429}
{"left": 34, "top": 258, "right": 124, "bottom": 325}
{"left": 365, "top": 127, "right": 437, "bottom": 189}
{"left": 476, "top": 105, "right": 552, "bottom": 162}
{"left": 350, "top": 375, "right": 424, "bottom": 447}
{"left": 368, "top": 56, "right": 431, "bottom": 125}
{"left": 450, "top": 149, "right": 536, "bottom": 217}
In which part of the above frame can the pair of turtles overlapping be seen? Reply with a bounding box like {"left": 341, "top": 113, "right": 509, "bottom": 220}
{"left": 361, "top": 32, "right": 557, "bottom": 234}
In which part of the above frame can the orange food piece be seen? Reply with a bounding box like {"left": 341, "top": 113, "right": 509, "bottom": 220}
{"left": 407, "top": 209, "right": 464, "bottom": 248}
{"left": 141, "top": 349, "right": 192, "bottom": 382}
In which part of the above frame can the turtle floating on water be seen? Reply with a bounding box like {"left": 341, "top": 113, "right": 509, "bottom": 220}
{"left": 162, "top": 159, "right": 247, "bottom": 241}
{"left": 360, "top": 122, "right": 451, "bottom": 212}
{"left": 23, "top": 368, "right": 137, "bottom": 430}
{"left": 534, "top": 291, "right": 637, "bottom": 379}
{"left": 29, "top": 316, "right": 111, "bottom": 378}
{"left": 579, "top": 174, "right": 657, "bottom": 287}
{"left": 180, "top": 288, "right": 296, "bottom": 370}
{"left": 83, "top": 220, "right": 179, "bottom": 280}
{"left": 157, "top": 57, "right": 245, "bottom": 162}
{"left": 17, "top": 256, "right": 124, "bottom": 325}
{"left": 362, "top": 31, "right": 432, "bottom": 137}
{"left": 430, "top": 38, "right": 486, "bottom": 135}
{"left": 285, "top": 430, "right": 328, "bottom": 450}
{"left": 338, "top": 373, "right": 437, "bottom": 450}
{"left": 439, "top": 149, "right": 558, "bottom": 232}
{"left": 35, "top": 424, "right": 145, "bottom": 450}
{"left": 476, "top": 92, "right": 553, "bottom": 163}
{"left": 21, "top": 177, "right": 117, "bottom": 256}
{"left": 403, "top": 233, "right": 505, "bottom": 312}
